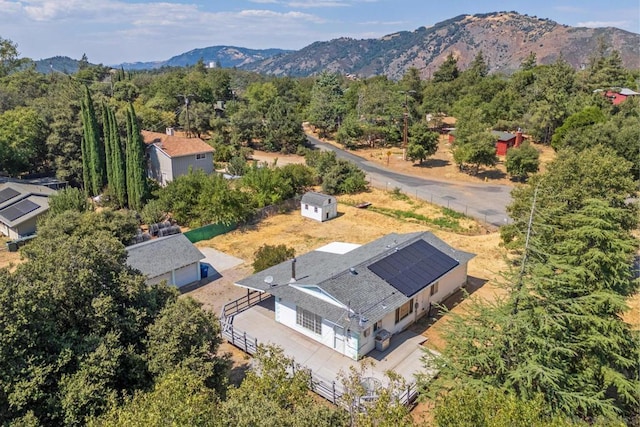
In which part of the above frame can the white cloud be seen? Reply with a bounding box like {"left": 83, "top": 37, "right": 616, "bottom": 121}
{"left": 287, "top": 1, "right": 350, "bottom": 7}
{"left": 576, "top": 20, "right": 631, "bottom": 29}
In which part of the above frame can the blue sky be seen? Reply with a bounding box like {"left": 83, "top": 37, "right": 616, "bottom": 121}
{"left": 2, "top": 0, "right": 639, "bottom": 65}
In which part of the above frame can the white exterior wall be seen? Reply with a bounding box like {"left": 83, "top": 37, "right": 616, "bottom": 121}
{"left": 301, "top": 203, "right": 324, "bottom": 221}
{"left": 0, "top": 222, "right": 9, "bottom": 238}
{"left": 301, "top": 199, "right": 338, "bottom": 222}
{"left": 275, "top": 298, "right": 360, "bottom": 360}
{"left": 173, "top": 262, "right": 201, "bottom": 287}
{"left": 15, "top": 217, "right": 38, "bottom": 238}
{"left": 272, "top": 262, "right": 469, "bottom": 360}
{"left": 1, "top": 216, "right": 40, "bottom": 239}
{"left": 147, "top": 272, "right": 172, "bottom": 286}
{"left": 431, "top": 263, "right": 468, "bottom": 304}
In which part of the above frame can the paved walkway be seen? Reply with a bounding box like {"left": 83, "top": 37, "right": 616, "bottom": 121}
{"left": 230, "top": 297, "right": 436, "bottom": 391}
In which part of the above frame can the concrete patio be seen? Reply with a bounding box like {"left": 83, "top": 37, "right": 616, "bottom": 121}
{"left": 228, "top": 296, "right": 437, "bottom": 394}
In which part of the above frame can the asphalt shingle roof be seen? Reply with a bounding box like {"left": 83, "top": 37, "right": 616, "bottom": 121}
{"left": 236, "top": 232, "right": 475, "bottom": 331}
{"left": 126, "top": 234, "right": 205, "bottom": 279}
{"left": 142, "top": 130, "right": 214, "bottom": 158}
{"left": 301, "top": 191, "right": 333, "bottom": 206}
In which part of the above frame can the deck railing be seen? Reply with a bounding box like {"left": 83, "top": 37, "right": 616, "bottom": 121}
{"left": 221, "top": 290, "right": 271, "bottom": 321}
{"left": 220, "top": 297, "right": 420, "bottom": 408}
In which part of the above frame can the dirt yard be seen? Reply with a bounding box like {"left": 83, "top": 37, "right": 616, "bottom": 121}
{"left": 302, "top": 126, "right": 556, "bottom": 186}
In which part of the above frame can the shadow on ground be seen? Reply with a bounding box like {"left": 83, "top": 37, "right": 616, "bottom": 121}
{"left": 409, "top": 275, "right": 488, "bottom": 336}
{"left": 179, "top": 264, "right": 222, "bottom": 294}
{"left": 414, "top": 158, "right": 450, "bottom": 169}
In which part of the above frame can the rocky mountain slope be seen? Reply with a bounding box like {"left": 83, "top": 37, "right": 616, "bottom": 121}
{"left": 244, "top": 12, "right": 640, "bottom": 79}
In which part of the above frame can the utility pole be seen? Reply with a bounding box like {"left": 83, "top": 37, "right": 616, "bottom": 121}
{"left": 178, "top": 94, "right": 194, "bottom": 138}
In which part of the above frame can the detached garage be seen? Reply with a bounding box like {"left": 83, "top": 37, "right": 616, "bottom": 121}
{"left": 126, "top": 234, "right": 205, "bottom": 288}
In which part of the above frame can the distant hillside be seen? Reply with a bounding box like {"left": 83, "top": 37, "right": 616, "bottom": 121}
{"left": 244, "top": 12, "right": 640, "bottom": 79}
{"left": 118, "top": 46, "right": 292, "bottom": 70}
{"left": 34, "top": 56, "right": 82, "bottom": 74}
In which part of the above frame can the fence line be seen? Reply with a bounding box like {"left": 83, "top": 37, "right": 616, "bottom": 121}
{"left": 248, "top": 196, "right": 301, "bottom": 224}
{"left": 366, "top": 174, "right": 510, "bottom": 228}
{"left": 184, "top": 222, "right": 237, "bottom": 243}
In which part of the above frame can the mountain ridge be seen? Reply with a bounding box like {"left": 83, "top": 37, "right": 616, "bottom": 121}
{"left": 244, "top": 11, "right": 640, "bottom": 79}
{"left": 33, "top": 12, "right": 640, "bottom": 79}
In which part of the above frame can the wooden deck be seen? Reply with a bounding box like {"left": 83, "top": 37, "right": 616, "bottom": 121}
{"left": 221, "top": 294, "right": 432, "bottom": 407}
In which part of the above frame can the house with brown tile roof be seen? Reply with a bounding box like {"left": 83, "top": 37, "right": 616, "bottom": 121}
{"left": 142, "top": 128, "right": 214, "bottom": 186}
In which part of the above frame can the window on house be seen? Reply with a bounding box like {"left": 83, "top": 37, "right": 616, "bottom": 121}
{"left": 373, "top": 321, "right": 381, "bottom": 332}
{"left": 196, "top": 153, "right": 206, "bottom": 160}
{"left": 430, "top": 282, "right": 439, "bottom": 296}
{"left": 304, "top": 204, "right": 309, "bottom": 210}
{"left": 395, "top": 298, "right": 414, "bottom": 324}
{"left": 314, "top": 206, "right": 318, "bottom": 213}
{"left": 296, "top": 306, "right": 322, "bottom": 334}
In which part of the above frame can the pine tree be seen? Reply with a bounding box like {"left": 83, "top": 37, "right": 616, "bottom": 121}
{"left": 427, "top": 148, "right": 640, "bottom": 422}
{"left": 125, "top": 103, "right": 147, "bottom": 211}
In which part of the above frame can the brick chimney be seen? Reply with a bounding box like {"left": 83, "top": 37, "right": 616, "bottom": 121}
{"left": 515, "top": 128, "right": 523, "bottom": 147}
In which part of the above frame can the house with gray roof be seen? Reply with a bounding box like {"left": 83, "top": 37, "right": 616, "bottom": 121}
{"left": 236, "top": 231, "right": 474, "bottom": 360}
{"left": 301, "top": 191, "right": 337, "bottom": 222}
{"left": 0, "top": 182, "right": 57, "bottom": 239}
{"left": 126, "top": 234, "right": 205, "bottom": 288}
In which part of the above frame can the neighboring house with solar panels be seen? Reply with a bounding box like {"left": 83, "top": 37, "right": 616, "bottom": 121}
{"left": 235, "top": 231, "right": 474, "bottom": 360}
{"left": 0, "top": 182, "right": 57, "bottom": 239}
{"left": 142, "top": 129, "right": 214, "bottom": 186}
{"left": 126, "top": 233, "right": 206, "bottom": 288}
{"left": 300, "top": 191, "right": 338, "bottom": 222}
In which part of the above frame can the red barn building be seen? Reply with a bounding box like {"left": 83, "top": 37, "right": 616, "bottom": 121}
{"left": 448, "top": 129, "right": 524, "bottom": 155}
{"left": 493, "top": 130, "right": 524, "bottom": 156}
{"left": 602, "top": 88, "right": 640, "bottom": 105}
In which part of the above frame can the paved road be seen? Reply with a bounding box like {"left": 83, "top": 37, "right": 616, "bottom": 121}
{"left": 306, "top": 134, "right": 514, "bottom": 227}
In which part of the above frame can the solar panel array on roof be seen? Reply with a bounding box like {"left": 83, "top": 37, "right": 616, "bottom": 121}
{"left": 368, "top": 239, "right": 459, "bottom": 297}
{"left": 0, "top": 188, "right": 19, "bottom": 204}
{"left": 0, "top": 199, "right": 40, "bottom": 222}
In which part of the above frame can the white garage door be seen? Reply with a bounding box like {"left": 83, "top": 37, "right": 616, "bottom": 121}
{"left": 173, "top": 263, "right": 199, "bottom": 287}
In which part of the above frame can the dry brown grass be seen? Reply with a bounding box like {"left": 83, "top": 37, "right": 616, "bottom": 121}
{"left": 199, "top": 187, "right": 497, "bottom": 269}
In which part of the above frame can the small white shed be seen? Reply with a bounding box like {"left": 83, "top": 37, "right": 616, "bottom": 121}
{"left": 301, "top": 191, "right": 337, "bottom": 222}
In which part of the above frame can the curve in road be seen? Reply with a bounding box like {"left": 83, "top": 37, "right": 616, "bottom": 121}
{"left": 306, "top": 134, "right": 514, "bottom": 227}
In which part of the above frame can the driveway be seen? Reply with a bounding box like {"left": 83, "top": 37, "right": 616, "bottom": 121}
{"left": 306, "top": 134, "right": 513, "bottom": 227}
{"left": 198, "top": 246, "right": 244, "bottom": 280}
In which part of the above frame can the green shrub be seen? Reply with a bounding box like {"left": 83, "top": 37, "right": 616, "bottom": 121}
{"left": 253, "top": 244, "right": 295, "bottom": 273}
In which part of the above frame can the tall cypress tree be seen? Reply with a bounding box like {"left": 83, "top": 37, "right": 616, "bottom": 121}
{"left": 125, "top": 103, "right": 147, "bottom": 211}
{"left": 101, "top": 104, "right": 114, "bottom": 190}
{"left": 109, "top": 107, "right": 127, "bottom": 208}
{"left": 80, "top": 135, "right": 91, "bottom": 197}
{"left": 79, "top": 85, "right": 105, "bottom": 196}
